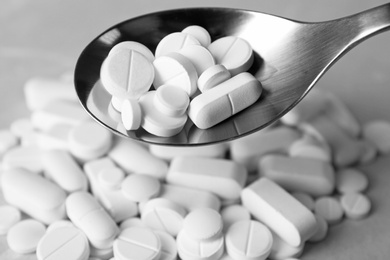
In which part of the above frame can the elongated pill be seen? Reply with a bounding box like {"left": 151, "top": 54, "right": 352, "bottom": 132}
{"left": 182, "top": 25, "right": 211, "bottom": 47}
{"left": 241, "top": 178, "right": 317, "bottom": 247}
{"left": 66, "top": 191, "right": 119, "bottom": 249}
{"left": 121, "top": 98, "right": 142, "bottom": 130}
{"left": 2, "top": 145, "right": 43, "bottom": 174}
{"left": 188, "top": 72, "right": 262, "bottom": 129}
{"left": 155, "top": 32, "right": 200, "bottom": 57}
{"left": 121, "top": 174, "right": 161, "bottom": 202}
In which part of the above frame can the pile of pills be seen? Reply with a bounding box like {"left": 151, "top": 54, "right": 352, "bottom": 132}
{"left": 1, "top": 69, "right": 390, "bottom": 259}
{"left": 100, "top": 25, "right": 262, "bottom": 137}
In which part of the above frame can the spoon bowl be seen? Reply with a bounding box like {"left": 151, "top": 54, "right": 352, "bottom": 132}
{"left": 74, "top": 4, "right": 390, "bottom": 146}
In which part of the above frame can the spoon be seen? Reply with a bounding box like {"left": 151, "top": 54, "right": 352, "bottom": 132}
{"left": 74, "top": 3, "right": 390, "bottom": 146}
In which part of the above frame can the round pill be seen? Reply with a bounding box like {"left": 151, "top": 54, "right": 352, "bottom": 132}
{"left": 46, "top": 220, "right": 74, "bottom": 233}
{"left": 141, "top": 198, "right": 187, "bottom": 237}
{"left": 269, "top": 230, "right": 304, "bottom": 260}
{"left": 155, "top": 32, "right": 200, "bottom": 58}
{"left": 340, "top": 192, "right": 371, "bottom": 219}
{"left": 336, "top": 168, "right": 369, "bottom": 194}
{"left": 90, "top": 246, "right": 114, "bottom": 260}
{"left": 208, "top": 36, "right": 254, "bottom": 76}
{"left": 154, "top": 230, "right": 178, "bottom": 260}
{"left": 220, "top": 204, "right": 251, "bottom": 231}
{"left": 100, "top": 48, "right": 154, "bottom": 99}
{"left": 110, "top": 41, "right": 155, "bottom": 62}
{"left": 154, "top": 85, "right": 189, "bottom": 117}
{"left": 0, "top": 205, "right": 22, "bottom": 235}
{"left": 178, "top": 44, "right": 215, "bottom": 75}
{"left": 182, "top": 208, "right": 223, "bottom": 241}
{"left": 121, "top": 174, "right": 161, "bottom": 202}
{"left": 139, "top": 91, "right": 188, "bottom": 137}
{"left": 182, "top": 25, "right": 211, "bottom": 47}
{"left": 225, "top": 220, "right": 273, "bottom": 260}
{"left": 98, "top": 166, "right": 125, "bottom": 190}
{"left": 68, "top": 120, "right": 113, "bottom": 162}
{"left": 362, "top": 120, "right": 390, "bottom": 154}
{"left": 37, "top": 226, "right": 90, "bottom": 260}
{"left": 291, "top": 192, "right": 315, "bottom": 211}
{"left": 197, "top": 64, "right": 231, "bottom": 93}
{"left": 120, "top": 217, "right": 146, "bottom": 231}
{"left": 113, "top": 227, "right": 161, "bottom": 260}
{"left": 308, "top": 214, "right": 328, "bottom": 242}
{"left": 314, "top": 196, "right": 344, "bottom": 225}
{"left": 121, "top": 98, "right": 142, "bottom": 131}
{"left": 153, "top": 52, "right": 198, "bottom": 96}
{"left": 7, "top": 219, "right": 46, "bottom": 254}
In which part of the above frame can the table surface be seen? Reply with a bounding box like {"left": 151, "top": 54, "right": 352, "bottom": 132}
{"left": 1, "top": 0, "right": 390, "bottom": 259}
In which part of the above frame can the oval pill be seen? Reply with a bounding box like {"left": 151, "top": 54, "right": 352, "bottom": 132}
{"left": 121, "top": 98, "right": 142, "bottom": 130}
{"left": 155, "top": 32, "right": 200, "bottom": 57}
{"left": 197, "top": 64, "right": 231, "bottom": 93}
{"left": 182, "top": 25, "right": 211, "bottom": 47}
{"left": 188, "top": 72, "right": 262, "bottom": 129}
{"left": 7, "top": 219, "right": 46, "bottom": 254}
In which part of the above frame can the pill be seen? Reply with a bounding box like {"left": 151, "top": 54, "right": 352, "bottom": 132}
{"left": 7, "top": 219, "right": 46, "bottom": 254}
{"left": 259, "top": 154, "right": 335, "bottom": 196}
{"left": 336, "top": 168, "right": 369, "bottom": 194}
{"left": 154, "top": 85, "right": 189, "bottom": 117}
{"left": 90, "top": 245, "right": 114, "bottom": 260}
{"left": 120, "top": 217, "right": 146, "bottom": 231}
{"left": 178, "top": 44, "right": 215, "bottom": 75}
{"left": 1, "top": 168, "right": 67, "bottom": 224}
{"left": 111, "top": 95, "right": 124, "bottom": 112}
{"left": 357, "top": 139, "right": 378, "bottom": 164}
{"left": 154, "top": 230, "right": 178, "bottom": 260}
{"left": 167, "top": 156, "right": 247, "bottom": 201}
{"left": 109, "top": 40, "right": 155, "bottom": 62}
{"left": 153, "top": 52, "right": 198, "bottom": 96}
{"left": 121, "top": 174, "right": 161, "bottom": 202}
{"left": 288, "top": 134, "right": 332, "bottom": 162}
{"left": 230, "top": 126, "right": 301, "bottom": 172}
{"left": 121, "top": 98, "right": 142, "bottom": 130}
{"left": 68, "top": 120, "right": 113, "bottom": 162}
{"left": 2, "top": 145, "right": 43, "bottom": 174}
{"left": 66, "top": 191, "right": 119, "bottom": 249}
{"left": 225, "top": 220, "right": 273, "bottom": 260}
{"left": 314, "top": 196, "right": 344, "bottom": 225}
{"left": 188, "top": 72, "right": 262, "bottom": 129}
{"left": 141, "top": 198, "right": 187, "bottom": 237}
{"left": 183, "top": 208, "right": 223, "bottom": 241}
{"left": 340, "top": 192, "right": 371, "bottom": 219}
{"left": 220, "top": 205, "right": 251, "bottom": 231}
{"left": 139, "top": 91, "right": 188, "bottom": 137}
{"left": 0, "top": 130, "right": 18, "bottom": 157}
{"left": 155, "top": 32, "right": 200, "bottom": 57}
{"left": 197, "top": 64, "right": 231, "bottom": 93}
{"left": 100, "top": 48, "right": 154, "bottom": 99}
{"left": 36, "top": 123, "right": 72, "bottom": 151}
{"left": 36, "top": 226, "right": 90, "bottom": 260}
{"left": 241, "top": 178, "right": 317, "bottom": 247}
{"left": 42, "top": 150, "right": 88, "bottom": 193}
{"left": 98, "top": 166, "right": 125, "bottom": 190}
{"left": 24, "top": 77, "right": 78, "bottom": 111}
{"left": 362, "top": 120, "right": 390, "bottom": 154}
{"left": 176, "top": 229, "right": 224, "bottom": 260}
{"left": 291, "top": 192, "right": 315, "bottom": 211}
{"left": 113, "top": 227, "right": 162, "bottom": 260}
{"left": 182, "top": 25, "right": 211, "bottom": 47}
{"left": 9, "top": 117, "right": 35, "bottom": 138}
{"left": 308, "top": 214, "right": 328, "bottom": 242}
{"left": 269, "top": 230, "right": 304, "bottom": 260}
{"left": 208, "top": 36, "right": 254, "bottom": 76}
{"left": 46, "top": 220, "right": 74, "bottom": 233}
{"left": 0, "top": 205, "right": 22, "bottom": 235}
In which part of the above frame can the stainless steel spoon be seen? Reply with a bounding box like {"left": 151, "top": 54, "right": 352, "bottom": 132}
{"left": 74, "top": 3, "right": 390, "bottom": 146}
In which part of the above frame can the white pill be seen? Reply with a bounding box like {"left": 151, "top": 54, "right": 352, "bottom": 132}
{"left": 155, "top": 32, "right": 200, "bottom": 58}
{"left": 2, "top": 145, "right": 43, "bottom": 174}
{"left": 68, "top": 120, "right": 113, "bottom": 162}
{"left": 113, "top": 227, "right": 161, "bottom": 260}
{"left": 42, "top": 150, "right": 88, "bottom": 193}
{"left": 221, "top": 205, "right": 251, "bottom": 231}
{"left": 225, "top": 220, "right": 273, "bottom": 260}
{"left": 46, "top": 220, "right": 74, "bottom": 233}
{"left": 111, "top": 95, "right": 124, "bottom": 112}
{"left": 0, "top": 205, "right": 22, "bottom": 235}
{"left": 121, "top": 98, "right": 142, "bottom": 130}
{"left": 208, "top": 36, "right": 254, "bottom": 76}
{"left": 100, "top": 48, "right": 154, "bottom": 99}
{"left": 269, "top": 230, "right": 304, "bottom": 260}
{"left": 66, "top": 191, "right": 119, "bottom": 249}
{"left": 241, "top": 178, "right": 317, "bottom": 247}
{"left": 154, "top": 85, "right": 189, "bottom": 117}
{"left": 9, "top": 117, "right": 35, "bottom": 138}
{"left": 188, "top": 72, "right": 262, "bottom": 129}
{"left": 176, "top": 229, "right": 224, "bottom": 260}
{"left": 120, "top": 217, "right": 146, "bottom": 231}
{"left": 90, "top": 245, "right": 114, "bottom": 260}
{"left": 357, "top": 139, "right": 378, "bottom": 164}
{"left": 153, "top": 52, "right": 198, "bottom": 97}
{"left": 314, "top": 196, "right": 344, "bottom": 225}
{"left": 167, "top": 156, "right": 247, "bottom": 201}
{"left": 141, "top": 198, "right": 187, "bottom": 237}
{"left": 288, "top": 134, "right": 332, "bottom": 162}
{"left": 108, "top": 138, "right": 168, "bottom": 179}
{"left": 37, "top": 226, "right": 90, "bottom": 260}
{"left": 7, "top": 219, "right": 46, "bottom": 254}
{"left": 340, "top": 192, "right": 371, "bottom": 220}
{"left": 178, "top": 44, "right": 215, "bottom": 75}
{"left": 110, "top": 41, "right": 155, "bottom": 62}
{"left": 139, "top": 91, "right": 188, "bottom": 137}
{"left": 36, "top": 123, "right": 72, "bottom": 151}
{"left": 362, "top": 120, "right": 390, "bottom": 154}
{"left": 154, "top": 230, "right": 178, "bottom": 260}
{"left": 121, "top": 174, "right": 161, "bottom": 202}
{"left": 1, "top": 168, "right": 67, "bottom": 224}
{"left": 98, "top": 166, "right": 125, "bottom": 190}
{"left": 182, "top": 25, "right": 211, "bottom": 47}
{"left": 291, "top": 192, "right": 315, "bottom": 211}
{"left": 308, "top": 214, "right": 328, "bottom": 242}
{"left": 0, "top": 130, "right": 18, "bottom": 157}
{"left": 183, "top": 208, "right": 223, "bottom": 241}
{"left": 197, "top": 64, "right": 231, "bottom": 93}
{"left": 259, "top": 154, "right": 335, "bottom": 196}
{"left": 336, "top": 168, "right": 369, "bottom": 194}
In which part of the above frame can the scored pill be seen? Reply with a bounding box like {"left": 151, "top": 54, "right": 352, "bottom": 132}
{"left": 182, "top": 25, "right": 211, "bottom": 47}
{"left": 109, "top": 41, "right": 155, "bottom": 62}
{"left": 155, "top": 32, "right": 200, "bottom": 58}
